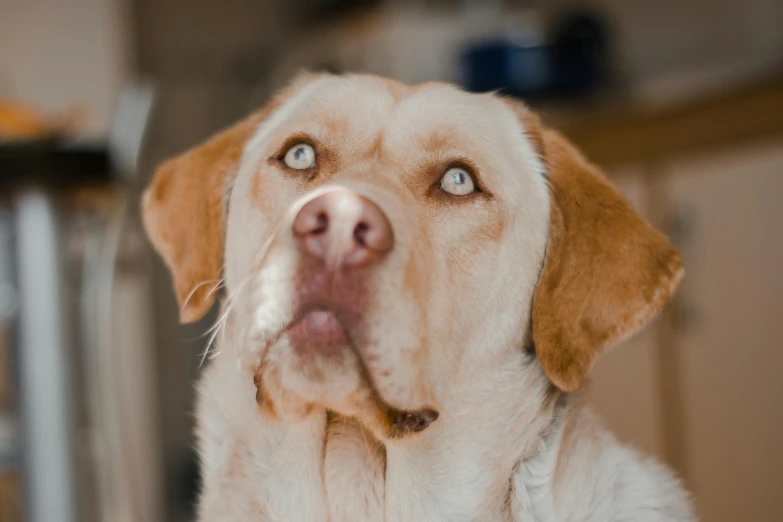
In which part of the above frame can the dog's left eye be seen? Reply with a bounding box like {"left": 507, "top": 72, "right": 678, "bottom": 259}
{"left": 283, "top": 143, "right": 316, "bottom": 170}
{"left": 440, "top": 167, "right": 476, "bottom": 196}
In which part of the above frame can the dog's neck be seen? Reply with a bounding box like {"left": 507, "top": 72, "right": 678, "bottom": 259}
{"left": 382, "top": 353, "right": 563, "bottom": 521}
{"left": 199, "top": 332, "right": 564, "bottom": 522}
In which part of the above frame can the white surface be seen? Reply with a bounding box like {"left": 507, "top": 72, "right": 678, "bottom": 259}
{"left": 15, "top": 191, "right": 77, "bottom": 522}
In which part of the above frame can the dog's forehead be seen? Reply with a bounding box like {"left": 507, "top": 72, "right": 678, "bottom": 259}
{"left": 283, "top": 75, "right": 523, "bottom": 150}
{"left": 238, "top": 74, "right": 545, "bottom": 201}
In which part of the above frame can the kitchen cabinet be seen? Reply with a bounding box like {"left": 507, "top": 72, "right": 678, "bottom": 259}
{"left": 582, "top": 113, "right": 783, "bottom": 519}
{"left": 666, "top": 140, "right": 783, "bottom": 522}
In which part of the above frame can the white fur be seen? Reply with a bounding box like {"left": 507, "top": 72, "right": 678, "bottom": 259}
{"left": 197, "top": 347, "right": 695, "bottom": 521}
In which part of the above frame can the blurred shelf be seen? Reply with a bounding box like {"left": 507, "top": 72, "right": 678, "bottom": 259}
{"left": 0, "top": 141, "right": 113, "bottom": 192}
{"left": 539, "top": 75, "right": 783, "bottom": 168}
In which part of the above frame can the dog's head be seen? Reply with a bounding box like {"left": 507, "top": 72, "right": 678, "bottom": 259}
{"left": 143, "top": 73, "right": 682, "bottom": 438}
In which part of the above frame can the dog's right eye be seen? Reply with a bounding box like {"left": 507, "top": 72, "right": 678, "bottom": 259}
{"left": 440, "top": 167, "right": 476, "bottom": 196}
{"left": 283, "top": 143, "right": 316, "bottom": 170}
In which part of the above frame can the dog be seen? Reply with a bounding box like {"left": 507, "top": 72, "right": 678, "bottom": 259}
{"left": 142, "top": 73, "right": 696, "bottom": 521}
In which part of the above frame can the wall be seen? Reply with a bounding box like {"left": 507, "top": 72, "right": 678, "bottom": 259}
{"left": 0, "top": 0, "right": 133, "bottom": 138}
{"left": 541, "top": 0, "right": 783, "bottom": 103}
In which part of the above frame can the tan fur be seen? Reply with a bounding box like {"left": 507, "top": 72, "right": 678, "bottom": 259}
{"left": 142, "top": 113, "right": 261, "bottom": 322}
{"left": 532, "top": 128, "right": 684, "bottom": 392}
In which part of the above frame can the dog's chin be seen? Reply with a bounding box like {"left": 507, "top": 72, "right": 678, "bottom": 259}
{"left": 254, "top": 307, "right": 438, "bottom": 439}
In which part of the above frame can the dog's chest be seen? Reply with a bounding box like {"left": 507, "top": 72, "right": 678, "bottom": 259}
{"left": 323, "top": 415, "right": 386, "bottom": 522}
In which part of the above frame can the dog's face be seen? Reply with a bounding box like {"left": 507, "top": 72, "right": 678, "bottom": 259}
{"left": 143, "top": 74, "right": 682, "bottom": 439}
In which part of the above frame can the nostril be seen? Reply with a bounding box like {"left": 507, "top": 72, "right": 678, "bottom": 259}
{"left": 293, "top": 202, "right": 330, "bottom": 238}
{"left": 354, "top": 221, "right": 369, "bottom": 247}
{"left": 313, "top": 212, "right": 329, "bottom": 235}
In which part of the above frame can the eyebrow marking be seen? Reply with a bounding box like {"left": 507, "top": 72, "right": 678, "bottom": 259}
{"left": 239, "top": 78, "right": 327, "bottom": 174}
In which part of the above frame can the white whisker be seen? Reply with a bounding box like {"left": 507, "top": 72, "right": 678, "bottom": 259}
{"left": 199, "top": 276, "right": 251, "bottom": 367}
{"left": 181, "top": 278, "right": 224, "bottom": 315}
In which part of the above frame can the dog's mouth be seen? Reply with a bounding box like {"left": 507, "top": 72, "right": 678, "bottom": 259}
{"left": 258, "top": 302, "right": 439, "bottom": 438}
{"left": 285, "top": 307, "right": 350, "bottom": 358}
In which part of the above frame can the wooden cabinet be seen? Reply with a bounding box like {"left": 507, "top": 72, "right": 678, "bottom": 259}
{"left": 668, "top": 140, "right": 783, "bottom": 522}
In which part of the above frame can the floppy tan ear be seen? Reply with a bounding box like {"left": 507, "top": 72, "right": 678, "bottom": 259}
{"left": 528, "top": 121, "right": 683, "bottom": 392}
{"left": 141, "top": 112, "right": 265, "bottom": 323}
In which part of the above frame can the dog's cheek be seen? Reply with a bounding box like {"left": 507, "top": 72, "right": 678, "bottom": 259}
{"left": 253, "top": 370, "right": 278, "bottom": 418}
{"left": 255, "top": 344, "right": 317, "bottom": 422}
{"left": 443, "top": 229, "right": 504, "bottom": 331}
{"left": 225, "top": 163, "right": 301, "bottom": 290}
{"left": 360, "top": 289, "right": 430, "bottom": 409}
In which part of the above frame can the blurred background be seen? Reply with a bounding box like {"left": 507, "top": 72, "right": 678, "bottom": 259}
{"left": 0, "top": 0, "right": 781, "bottom": 521}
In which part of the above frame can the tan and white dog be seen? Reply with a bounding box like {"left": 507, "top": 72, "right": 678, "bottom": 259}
{"left": 142, "top": 73, "right": 695, "bottom": 521}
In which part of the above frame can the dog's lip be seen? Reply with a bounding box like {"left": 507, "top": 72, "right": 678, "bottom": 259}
{"left": 260, "top": 302, "right": 349, "bottom": 356}
{"left": 285, "top": 307, "right": 349, "bottom": 356}
{"left": 283, "top": 303, "right": 351, "bottom": 336}
{"left": 287, "top": 306, "right": 343, "bottom": 332}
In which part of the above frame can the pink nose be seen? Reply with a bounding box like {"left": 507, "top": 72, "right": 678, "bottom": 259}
{"left": 293, "top": 189, "right": 394, "bottom": 266}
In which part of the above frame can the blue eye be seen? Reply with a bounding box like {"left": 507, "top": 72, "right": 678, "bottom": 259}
{"left": 440, "top": 168, "right": 475, "bottom": 195}
{"left": 284, "top": 143, "right": 316, "bottom": 170}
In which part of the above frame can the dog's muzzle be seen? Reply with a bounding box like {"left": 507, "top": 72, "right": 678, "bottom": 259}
{"left": 285, "top": 188, "right": 394, "bottom": 357}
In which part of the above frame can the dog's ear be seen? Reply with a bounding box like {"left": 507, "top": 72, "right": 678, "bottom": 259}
{"left": 142, "top": 73, "right": 324, "bottom": 323}
{"left": 514, "top": 105, "right": 683, "bottom": 392}
{"left": 141, "top": 113, "right": 263, "bottom": 322}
